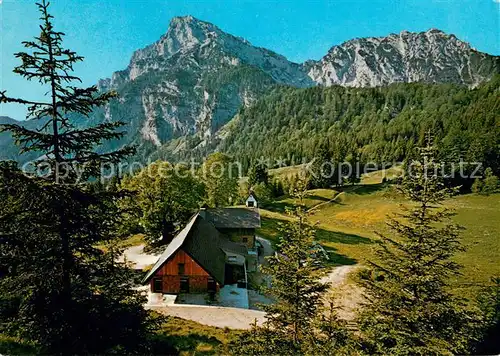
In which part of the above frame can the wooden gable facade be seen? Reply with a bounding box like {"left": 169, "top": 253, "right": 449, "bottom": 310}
{"left": 150, "top": 249, "right": 218, "bottom": 294}
{"left": 144, "top": 209, "right": 260, "bottom": 295}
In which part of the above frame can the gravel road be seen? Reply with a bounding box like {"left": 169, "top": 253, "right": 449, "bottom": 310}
{"left": 120, "top": 244, "right": 160, "bottom": 270}
{"left": 148, "top": 305, "right": 266, "bottom": 330}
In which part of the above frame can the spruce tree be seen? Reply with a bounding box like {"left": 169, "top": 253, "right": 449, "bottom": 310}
{"left": 261, "top": 199, "right": 327, "bottom": 350}
{"left": 474, "top": 277, "right": 500, "bottom": 354}
{"left": 0, "top": 1, "right": 133, "bottom": 183}
{"left": 0, "top": 1, "right": 151, "bottom": 353}
{"left": 230, "top": 176, "right": 350, "bottom": 355}
{"left": 309, "top": 141, "right": 335, "bottom": 189}
{"left": 344, "top": 152, "right": 361, "bottom": 186}
{"left": 482, "top": 167, "right": 499, "bottom": 195}
{"left": 357, "top": 134, "right": 475, "bottom": 355}
{"left": 308, "top": 296, "right": 353, "bottom": 355}
{"left": 248, "top": 161, "right": 269, "bottom": 187}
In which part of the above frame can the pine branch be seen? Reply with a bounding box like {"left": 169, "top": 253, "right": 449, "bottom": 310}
{"left": 0, "top": 124, "right": 54, "bottom": 152}
{"left": 57, "top": 122, "right": 127, "bottom": 149}
{"left": 0, "top": 91, "right": 51, "bottom": 107}
{"left": 66, "top": 146, "right": 136, "bottom": 165}
{"left": 57, "top": 86, "right": 117, "bottom": 115}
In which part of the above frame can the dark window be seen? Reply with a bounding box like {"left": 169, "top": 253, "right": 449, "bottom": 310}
{"left": 208, "top": 277, "right": 217, "bottom": 293}
{"left": 153, "top": 278, "right": 162, "bottom": 293}
{"left": 247, "top": 201, "right": 254, "bottom": 207}
{"left": 180, "top": 277, "right": 189, "bottom": 293}
{"left": 178, "top": 263, "right": 185, "bottom": 275}
{"left": 242, "top": 237, "right": 248, "bottom": 243}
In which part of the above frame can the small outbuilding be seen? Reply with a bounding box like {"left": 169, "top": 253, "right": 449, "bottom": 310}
{"left": 245, "top": 192, "right": 258, "bottom": 208}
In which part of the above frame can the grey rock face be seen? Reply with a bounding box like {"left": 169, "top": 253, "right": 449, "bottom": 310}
{"left": 304, "top": 29, "right": 499, "bottom": 87}
{"left": 2, "top": 20, "right": 498, "bottom": 162}
{"left": 96, "top": 16, "right": 313, "bottom": 150}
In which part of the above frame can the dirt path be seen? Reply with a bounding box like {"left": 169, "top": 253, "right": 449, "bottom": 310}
{"left": 308, "top": 191, "right": 343, "bottom": 212}
{"left": 149, "top": 265, "right": 361, "bottom": 329}
{"left": 321, "top": 265, "right": 357, "bottom": 285}
{"left": 148, "top": 305, "right": 266, "bottom": 330}
{"left": 321, "top": 265, "right": 364, "bottom": 321}
{"left": 120, "top": 244, "right": 160, "bottom": 270}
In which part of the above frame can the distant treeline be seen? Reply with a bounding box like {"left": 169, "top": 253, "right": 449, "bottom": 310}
{"left": 210, "top": 75, "right": 499, "bottom": 178}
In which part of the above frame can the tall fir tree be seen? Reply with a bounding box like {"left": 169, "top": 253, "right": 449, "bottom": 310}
{"left": 308, "top": 295, "right": 353, "bottom": 355}
{"left": 247, "top": 161, "right": 269, "bottom": 187}
{"left": 482, "top": 167, "right": 499, "bottom": 195}
{"left": 357, "top": 133, "right": 476, "bottom": 355}
{"left": 262, "top": 200, "right": 327, "bottom": 349}
{"left": 309, "top": 141, "right": 335, "bottom": 189}
{"left": 200, "top": 152, "right": 239, "bottom": 207}
{"left": 230, "top": 175, "right": 350, "bottom": 355}
{"left": 0, "top": 1, "right": 153, "bottom": 354}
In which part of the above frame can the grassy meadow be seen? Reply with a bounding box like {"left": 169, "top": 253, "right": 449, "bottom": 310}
{"left": 258, "top": 167, "right": 500, "bottom": 299}
{"left": 153, "top": 316, "right": 241, "bottom": 355}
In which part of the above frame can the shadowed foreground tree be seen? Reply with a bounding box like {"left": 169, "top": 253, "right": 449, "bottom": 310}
{"left": 473, "top": 276, "right": 500, "bottom": 354}
{"left": 0, "top": 164, "right": 158, "bottom": 354}
{"left": 0, "top": 1, "right": 156, "bottom": 354}
{"left": 357, "top": 135, "right": 477, "bottom": 355}
{"left": 120, "top": 161, "right": 205, "bottom": 245}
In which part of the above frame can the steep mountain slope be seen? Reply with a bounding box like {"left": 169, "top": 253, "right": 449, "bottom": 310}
{"left": 304, "top": 29, "right": 499, "bottom": 87}
{"left": 0, "top": 117, "right": 44, "bottom": 163}
{"left": 217, "top": 76, "right": 500, "bottom": 177}
{"left": 0, "top": 117, "right": 19, "bottom": 161}
{"left": 94, "top": 16, "right": 313, "bottom": 156}
{"left": 1, "top": 19, "right": 499, "bottom": 164}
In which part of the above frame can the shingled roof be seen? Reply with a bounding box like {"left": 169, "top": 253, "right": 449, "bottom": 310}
{"left": 204, "top": 207, "right": 261, "bottom": 229}
{"left": 181, "top": 216, "right": 227, "bottom": 284}
{"left": 142, "top": 212, "right": 248, "bottom": 285}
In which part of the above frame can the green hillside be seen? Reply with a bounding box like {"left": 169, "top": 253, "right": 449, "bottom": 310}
{"left": 218, "top": 76, "right": 500, "bottom": 178}
{"left": 257, "top": 171, "right": 500, "bottom": 299}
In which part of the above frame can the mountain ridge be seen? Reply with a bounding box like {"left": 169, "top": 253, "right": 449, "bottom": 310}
{"left": 1, "top": 17, "right": 499, "bottom": 164}
{"left": 99, "top": 16, "right": 313, "bottom": 91}
{"left": 89, "top": 17, "right": 500, "bottom": 152}
{"left": 304, "top": 27, "right": 499, "bottom": 87}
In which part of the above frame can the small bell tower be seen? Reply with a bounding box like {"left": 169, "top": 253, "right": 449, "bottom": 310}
{"left": 245, "top": 191, "right": 258, "bottom": 208}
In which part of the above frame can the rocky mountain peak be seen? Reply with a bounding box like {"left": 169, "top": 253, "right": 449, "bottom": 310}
{"left": 107, "top": 16, "right": 220, "bottom": 85}
{"left": 9, "top": 22, "right": 495, "bottom": 164}
{"left": 306, "top": 28, "right": 498, "bottom": 87}
{"left": 161, "top": 16, "right": 217, "bottom": 53}
{"left": 93, "top": 15, "right": 315, "bottom": 153}
{"left": 106, "top": 15, "right": 313, "bottom": 88}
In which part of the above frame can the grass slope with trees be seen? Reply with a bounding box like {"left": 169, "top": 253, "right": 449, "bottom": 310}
{"left": 1, "top": 1, "right": 499, "bottom": 354}
{"left": 214, "top": 77, "right": 500, "bottom": 186}
{"left": 257, "top": 166, "right": 500, "bottom": 300}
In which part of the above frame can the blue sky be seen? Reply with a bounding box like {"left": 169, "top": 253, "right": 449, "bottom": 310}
{"left": 1, "top": 0, "right": 499, "bottom": 120}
